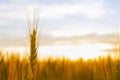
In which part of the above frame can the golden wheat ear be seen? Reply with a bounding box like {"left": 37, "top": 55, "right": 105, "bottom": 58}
{"left": 26, "top": 8, "right": 39, "bottom": 79}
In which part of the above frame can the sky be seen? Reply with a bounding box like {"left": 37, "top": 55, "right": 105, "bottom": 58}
{"left": 0, "top": 0, "right": 120, "bottom": 47}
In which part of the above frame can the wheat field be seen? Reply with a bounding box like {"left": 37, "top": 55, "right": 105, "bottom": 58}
{"left": 0, "top": 51, "right": 120, "bottom": 80}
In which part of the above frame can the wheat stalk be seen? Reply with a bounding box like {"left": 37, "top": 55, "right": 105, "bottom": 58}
{"left": 26, "top": 8, "right": 39, "bottom": 79}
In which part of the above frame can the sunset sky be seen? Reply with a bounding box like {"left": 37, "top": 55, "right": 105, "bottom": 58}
{"left": 0, "top": 0, "right": 120, "bottom": 47}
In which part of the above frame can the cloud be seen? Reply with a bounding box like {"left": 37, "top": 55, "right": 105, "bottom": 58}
{"left": 0, "top": 0, "right": 106, "bottom": 22}
{"left": 0, "top": 32, "right": 118, "bottom": 47}
{"left": 41, "top": 2, "right": 105, "bottom": 19}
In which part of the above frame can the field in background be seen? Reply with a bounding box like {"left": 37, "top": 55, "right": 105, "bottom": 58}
{"left": 0, "top": 51, "right": 120, "bottom": 80}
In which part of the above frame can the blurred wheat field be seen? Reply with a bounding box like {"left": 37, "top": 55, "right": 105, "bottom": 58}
{"left": 0, "top": 51, "right": 120, "bottom": 80}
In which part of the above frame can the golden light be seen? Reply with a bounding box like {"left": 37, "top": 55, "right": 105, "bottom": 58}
{"left": 38, "top": 43, "right": 112, "bottom": 60}
{"left": 1, "top": 43, "right": 112, "bottom": 60}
